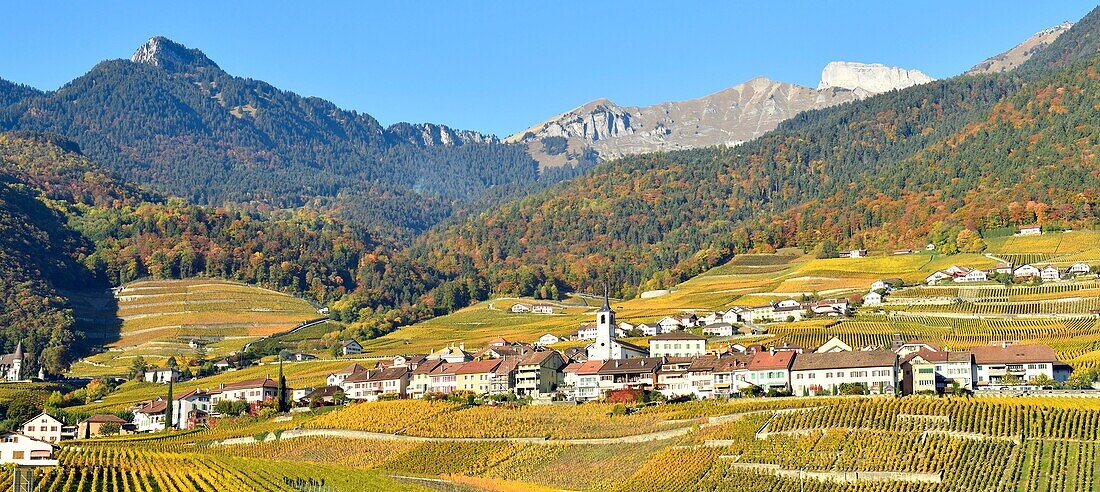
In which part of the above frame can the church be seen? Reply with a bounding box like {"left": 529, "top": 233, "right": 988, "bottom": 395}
{"left": 0, "top": 342, "right": 25, "bottom": 382}
{"left": 585, "top": 293, "right": 648, "bottom": 361}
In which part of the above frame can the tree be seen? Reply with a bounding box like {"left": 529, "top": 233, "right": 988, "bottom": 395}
{"left": 1028, "top": 374, "right": 1058, "bottom": 388}
{"left": 128, "top": 356, "right": 149, "bottom": 380}
{"left": 814, "top": 240, "right": 839, "bottom": 259}
{"left": 956, "top": 229, "right": 987, "bottom": 253}
{"left": 99, "top": 421, "right": 121, "bottom": 436}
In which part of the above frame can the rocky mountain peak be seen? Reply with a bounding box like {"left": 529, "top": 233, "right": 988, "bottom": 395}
{"left": 131, "top": 36, "right": 220, "bottom": 72}
{"left": 967, "top": 22, "right": 1074, "bottom": 75}
{"left": 817, "top": 61, "right": 933, "bottom": 93}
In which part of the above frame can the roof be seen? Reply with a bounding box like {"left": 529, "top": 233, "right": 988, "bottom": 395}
{"left": 174, "top": 389, "right": 208, "bottom": 401}
{"left": 83, "top": 414, "right": 127, "bottom": 424}
{"left": 713, "top": 354, "right": 753, "bottom": 372}
{"left": 901, "top": 349, "right": 972, "bottom": 365}
{"left": 305, "top": 385, "right": 343, "bottom": 398}
{"left": 332, "top": 364, "right": 366, "bottom": 376}
{"left": 616, "top": 340, "right": 649, "bottom": 353}
{"left": 597, "top": 357, "right": 663, "bottom": 375}
{"left": 650, "top": 331, "right": 707, "bottom": 341}
{"left": 340, "top": 339, "right": 361, "bottom": 347}
{"left": 367, "top": 366, "right": 409, "bottom": 381}
{"left": 212, "top": 377, "right": 278, "bottom": 393}
{"left": 564, "top": 359, "right": 605, "bottom": 375}
{"left": 970, "top": 344, "right": 1059, "bottom": 365}
{"left": 411, "top": 359, "right": 445, "bottom": 376}
{"left": 454, "top": 359, "right": 501, "bottom": 375}
{"left": 430, "top": 362, "right": 467, "bottom": 376}
{"left": 518, "top": 350, "right": 561, "bottom": 367}
{"left": 1, "top": 342, "right": 25, "bottom": 363}
{"left": 493, "top": 357, "right": 522, "bottom": 375}
{"left": 134, "top": 400, "right": 168, "bottom": 414}
{"left": 791, "top": 350, "right": 897, "bottom": 371}
{"left": 748, "top": 351, "right": 796, "bottom": 370}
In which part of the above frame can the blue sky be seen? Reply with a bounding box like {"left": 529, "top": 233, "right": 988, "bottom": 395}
{"left": 0, "top": 1, "right": 1094, "bottom": 137}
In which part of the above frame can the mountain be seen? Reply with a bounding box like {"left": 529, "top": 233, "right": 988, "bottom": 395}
{"left": 968, "top": 22, "right": 1074, "bottom": 74}
{"left": 416, "top": 7, "right": 1100, "bottom": 298}
{"left": 506, "top": 62, "right": 933, "bottom": 167}
{"left": 0, "top": 37, "right": 546, "bottom": 237}
{"left": 0, "top": 78, "right": 41, "bottom": 107}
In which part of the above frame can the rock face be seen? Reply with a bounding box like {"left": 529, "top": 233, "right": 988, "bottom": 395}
{"left": 817, "top": 61, "right": 933, "bottom": 93}
{"left": 131, "top": 36, "right": 219, "bottom": 72}
{"left": 967, "top": 22, "right": 1073, "bottom": 74}
{"left": 386, "top": 122, "right": 497, "bottom": 147}
{"left": 510, "top": 62, "right": 933, "bottom": 166}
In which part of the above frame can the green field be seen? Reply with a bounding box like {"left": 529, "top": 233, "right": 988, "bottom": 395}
{"left": 69, "top": 279, "right": 320, "bottom": 378}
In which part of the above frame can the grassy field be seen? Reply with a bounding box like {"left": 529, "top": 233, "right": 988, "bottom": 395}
{"left": 70, "top": 279, "right": 320, "bottom": 378}
{"left": 986, "top": 230, "right": 1100, "bottom": 266}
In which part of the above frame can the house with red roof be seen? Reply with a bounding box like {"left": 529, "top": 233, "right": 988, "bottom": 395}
{"left": 746, "top": 350, "right": 795, "bottom": 391}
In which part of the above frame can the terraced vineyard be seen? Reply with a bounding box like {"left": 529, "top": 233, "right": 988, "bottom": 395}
{"left": 70, "top": 279, "right": 320, "bottom": 378}
{"left": 44, "top": 396, "right": 1100, "bottom": 492}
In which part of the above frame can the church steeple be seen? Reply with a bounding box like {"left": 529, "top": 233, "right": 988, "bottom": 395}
{"left": 599, "top": 284, "right": 611, "bottom": 312}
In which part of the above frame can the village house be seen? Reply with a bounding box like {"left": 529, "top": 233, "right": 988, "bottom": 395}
{"left": 408, "top": 359, "right": 444, "bottom": 398}
{"left": 842, "top": 249, "right": 868, "bottom": 258}
{"left": 863, "top": 291, "right": 883, "bottom": 306}
{"left": 649, "top": 332, "right": 707, "bottom": 358}
{"left": 339, "top": 339, "right": 363, "bottom": 356}
{"left": 563, "top": 359, "right": 606, "bottom": 401}
{"left": 656, "top": 316, "right": 684, "bottom": 333}
{"left": 76, "top": 415, "right": 128, "bottom": 439}
{"left": 722, "top": 308, "right": 746, "bottom": 324}
{"left": 1041, "top": 265, "right": 1062, "bottom": 281}
{"left": 636, "top": 323, "right": 658, "bottom": 337}
{"left": 286, "top": 352, "right": 317, "bottom": 361}
{"left": 301, "top": 385, "right": 343, "bottom": 405}
{"left": 971, "top": 344, "right": 1062, "bottom": 387}
{"left": 1018, "top": 224, "right": 1043, "bottom": 236}
{"left": 427, "top": 362, "right": 464, "bottom": 395}
{"left": 656, "top": 357, "right": 695, "bottom": 398}
{"left": 144, "top": 364, "right": 181, "bottom": 384}
{"left": 702, "top": 322, "right": 735, "bottom": 337}
{"left": 746, "top": 350, "right": 795, "bottom": 391}
{"left": 0, "top": 342, "right": 25, "bottom": 382}
{"left": 489, "top": 357, "right": 521, "bottom": 395}
{"left": 955, "top": 269, "right": 988, "bottom": 283}
{"left": 326, "top": 363, "right": 367, "bottom": 387}
{"left": 455, "top": 359, "right": 501, "bottom": 395}
{"left": 0, "top": 432, "right": 56, "bottom": 466}
{"left": 710, "top": 354, "right": 753, "bottom": 397}
{"left": 131, "top": 399, "right": 167, "bottom": 432}
{"left": 575, "top": 322, "right": 599, "bottom": 340}
{"left": 990, "top": 263, "right": 1014, "bottom": 275}
{"left": 900, "top": 349, "right": 974, "bottom": 394}
{"left": 891, "top": 337, "right": 941, "bottom": 358}
{"left": 535, "top": 333, "right": 561, "bottom": 347}
{"left": 514, "top": 350, "right": 566, "bottom": 397}
{"left": 925, "top": 270, "right": 952, "bottom": 285}
{"left": 790, "top": 350, "right": 898, "bottom": 396}
{"left": 1014, "top": 264, "right": 1042, "bottom": 279}
{"left": 532, "top": 304, "right": 554, "bottom": 314}
{"left": 809, "top": 299, "right": 849, "bottom": 317}
{"left": 427, "top": 344, "right": 474, "bottom": 363}
{"left": 209, "top": 377, "right": 279, "bottom": 406}
{"left": 343, "top": 366, "right": 409, "bottom": 400}
{"left": 475, "top": 343, "right": 533, "bottom": 360}
{"left": 815, "top": 337, "right": 854, "bottom": 353}
{"left": 212, "top": 357, "right": 233, "bottom": 372}
{"left": 510, "top": 303, "right": 532, "bottom": 313}
{"left": 1068, "top": 263, "right": 1092, "bottom": 276}
{"left": 20, "top": 413, "right": 67, "bottom": 444}
{"left": 597, "top": 357, "right": 663, "bottom": 393}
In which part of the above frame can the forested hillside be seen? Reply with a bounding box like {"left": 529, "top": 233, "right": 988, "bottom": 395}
{"left": 0, "top": 37, "right": 550, "bottom": 237}
{"left": 0, "top": 133, "right": 451, "bottom": 374}
{"left": 412, "top": 8, "right": 1100, "bottom": 298}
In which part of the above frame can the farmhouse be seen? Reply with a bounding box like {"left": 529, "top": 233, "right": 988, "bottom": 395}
{"left": 1041, "top": 266, "right": 1062, "bottom": 281}
{"left": 144, "top": 365, "right": 181, "bottom": 384}
{"left": 532, "top": 304, "right": 554, "bottom": 314}
{"left": 131, "top": 400, "right": 168, "bottom": 432}
{"left": 339, "top": 339, "right": 363, "bottom": 356}
{"left": 790, "top": 350, "right": 897, "bottom": 396}
{"left": 1068, "top": 263, "right": 1092, "bottom": 276}
{"left": 842, "top": 249, "right": 868, "bottom": 258}
{"left": 863, "top": 291, "right": 883, "bottom": 306}
{"left": 0, "top": 432, "right": 56, "bottom": 466}
{"left": 510, "top": 303, "right": 532, "bottom": 313}
{"left": 809, "top": 299, "right": 849, "bottom": 316}
{"left": 746, "top": 350, "right": 795, "bottom": 391}
{"left": 343, "top": 366, "right": 410, "bottom": 400}
{"left": 710, "top": 354, "right": 753, "bottom": 397}
{"left": 535, "top": 333, "right": 561, "bottom": 347}
{"left": 702, "top": 322, "right": 734, "bottom": 337}
{"left": 209, "top": 377, "right": 279, "bottom": 405}
{"left": 489, "top": 357, "right": 521, "bottom": 395}
{"left": 20, "top": 413, "right": 67, "bottom": 444}
{"left": 955, "top": 269, "right": 988, "bottom": 283}
{"left": 636, "top": 323, "right": 658, "bottom": 337}
{"left": 925, "top": 270, "right": 952, "bottom": 285}
{"left": 649, "top": 332, "right": 707, "bottom": 358}
{"left": 815, "top": 337, "right": 854, "bottom": 353}
{"left": 76, "top": 415, "right": 128, "bottom": 439}
{"left": 408, "top": 359, "right": 444, "bottom": 398}
{"left": 971, "top": 344, "right": 1061, "bottom": 387}
{"left": 900, "top": 349, "right": 974, "bottom": 394}
{"left": 656, "top": 316, "right": 684, "bottom": 333}
{"left": 1014, "top": 264, "right": 1041, "bottom": 278}
{"left": 427, "top": 362, "right": 463, "bottom": 395}
{"left": 427, "top": 344, "right": 473, "bottom": 363}
{"left": 1018, "top": 224, "right": 1043, "bottom": 235}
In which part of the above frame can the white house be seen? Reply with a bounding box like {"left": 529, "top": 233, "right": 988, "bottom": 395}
{"left": 971, "top": 344, "right": 1062, "bottom": 387}
{"left": 702, "top": 322, "right": 735, "bottom": 337}
{"left": 0, "top": 432, "right": 56, "bottom": 466}
{"left": 510, "top": 303, "right": 532, "bottom": 313}
{"left": 144, "top": 366, "right": 181, "bottom": 384}
{"left": 1014, "top": 264, "right": 1041, "bottom": 278}
{"left": 657, "top": 317, "right": 684, "bottom": 333}
{"left": 722, "top": 309, "right": 745, "bottom": 324}
{"left": 790, "top": 350, "right": 897, "bottom": 396}
{"left": 925, "top": 271, "right": 951, "bottom": 285}
{"left": 1040, "top": 266, "right": 1062, "bottom": 282}
{"left": 955, "top": 269, "right": 988, "bottom": 283}
{"left": 19, "top": 413, "right": 65, "bottom": 444}
{"left": 586, "top": 295, "right": 648, "bottom": 361}
{"left": 1018, "top": 225, "right": 1043, "bottom": 236}
{"left": 326, "top": 363, "right": 367, "bottom": 386}
{"left": 340, "top": 339, "right": 363, "bottom": 356}
{"left": 0, "top": 342, "right": 25, "bottom": 382}
{"left": 842, "top": 249, "right": 868, "bottom": 258}
{"left": 131, "top": 399, "right": 167, "bottom": 432}
{"left": 636, "top": 323, "right": 658, "bottom": 337}
{"left": 209, "top": 378, "right": 279, "bottom": 406}
{"left": 532, "top": 304, "right": 554, "bottom": 314}
{"left": 1068, "top": 263, "right": 1092, "bottom": 276}
{"left": 535, "top": 333, "right": 561, "bottom": 347}
{"left": 575, "top": 323, "right": 599, "bottom": 340}
{"left": 649, "top": 332, "right": 707, "bottom": 358}
{"left": 815, "top": 337, "right": 854, "bottom": 353}
{"left": 863, "top": 291, "right": 883, "bottom": 306}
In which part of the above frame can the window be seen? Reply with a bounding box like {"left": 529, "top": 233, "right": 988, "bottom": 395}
{"left": 13, "top": 451, "right": 24, "bottom": 460}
